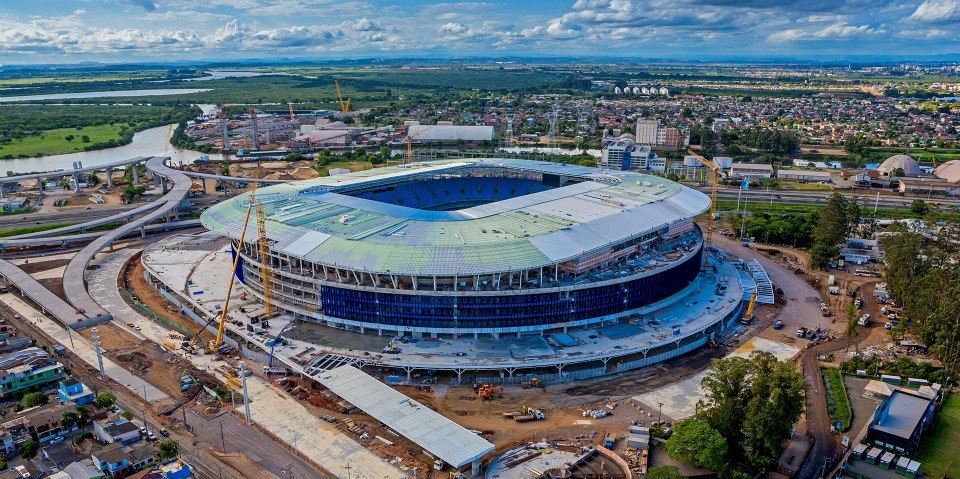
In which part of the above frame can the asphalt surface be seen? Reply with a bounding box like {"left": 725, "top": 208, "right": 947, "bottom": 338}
{"left": 712, "top": 235, "right": 841, "bottom": 479}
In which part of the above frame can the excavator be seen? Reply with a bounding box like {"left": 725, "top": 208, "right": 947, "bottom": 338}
{"left": 687, "top": 149, "right": 723, "bottom": 271}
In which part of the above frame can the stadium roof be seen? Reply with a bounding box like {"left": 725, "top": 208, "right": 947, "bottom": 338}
{"left": 201, "top": 159, "right": 710, "bottom": 275}
{"left": 317, "top": 365, "right": 494, "bottom": 468}
{"left": 409, "top": 125, "right": 494, "bottom": 142}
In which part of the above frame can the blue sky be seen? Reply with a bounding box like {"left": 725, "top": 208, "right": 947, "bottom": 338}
{"left": 0, "top": 0, "right": 957, "bottom": 63}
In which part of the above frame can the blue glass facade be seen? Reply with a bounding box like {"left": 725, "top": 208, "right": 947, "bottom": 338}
{"left": 319, "top": 246, "right": 702, "bottom": 329}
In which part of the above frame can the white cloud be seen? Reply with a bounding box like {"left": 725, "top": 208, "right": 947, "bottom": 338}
{"left": 767, "top": 22, "right": 884, "bottom": 42}
{"left": 73, "top": 9, "right": 87, "bottom": 16}
{"left": 907, "top": 0, "right": 960, "bottom": 22}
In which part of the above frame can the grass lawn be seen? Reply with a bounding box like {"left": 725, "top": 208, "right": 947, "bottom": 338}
{"left": 316, "top": 161, "right": 374, "bottom": 176}
{"left": 0, "top": 124, "right": 127, "bottom": 158}
{"left": 823, "top": 368, "right": 852, "bottom": 432}
{"left": 0, "top": 223, "right": 74, "bottom": 238}
{"left": 916, "top": 394, "right": 960, "bottom": 479}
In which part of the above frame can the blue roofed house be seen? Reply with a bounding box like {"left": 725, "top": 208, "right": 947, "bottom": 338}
{"left": 58, "top": 377, "right": 95, "bottom": 405}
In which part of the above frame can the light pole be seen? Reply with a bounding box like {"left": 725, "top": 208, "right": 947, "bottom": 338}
{"left": 658, "top": 402, "right": 664, "bottom": 423}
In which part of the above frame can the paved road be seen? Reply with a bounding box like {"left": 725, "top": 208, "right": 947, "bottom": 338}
{"left": 712, "top": 235, "right": 840, "bottom": 479}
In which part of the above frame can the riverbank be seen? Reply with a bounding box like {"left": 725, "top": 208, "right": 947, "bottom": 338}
{"left": 1, "top": 124, "right": 131, "bottom": 159}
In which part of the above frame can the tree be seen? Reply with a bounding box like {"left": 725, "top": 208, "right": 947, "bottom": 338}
{"left": 647, "top": 466, "right": 685, "bottom": 479}
{"left": 62, "top": 411, "right": 80, "bottom": 429}
{"left": 910, "top": 199, "right": 928, "bottom": 215}
{"left": 844, "top": 134, "right": 871, "bottom": 157}
{"left": 18, "top": 392, "right": 47, "bottom": 409}
{"left": 846, "top": 301, "right": 862, "bottom": 354}
{"left": 892, "top": 167, "right": 906, "bottom": 178}
{"left": 811, "top": 193, "right": 849, "bottom": 269}
{"left": 95, "top": 392, "right": 116, "bottom": 408}
{"left": 121, "top": 411, "right": 134, "bottom": 421}
{"left": 57, "top": 178, "right": 72, "bottom": 190}
{"left": 121, "top": 185, "right": 146, "bottom": 204}
{"left": 158, "top": 440, "right": 179, "bottom": 460}
{"left": 19, "top": 439, "right": 39, "bottom": 459}
{"left": 697, "top": 352, "right": 805, "bottom": 473}
{"left": 666, "top": 419, "right": 727, "bottom": 470}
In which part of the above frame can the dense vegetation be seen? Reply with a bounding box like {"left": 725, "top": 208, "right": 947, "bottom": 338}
{"left": 690, "top": 124, "right": 800, "bottom": 159}
{"left": 0, "top": 104, "right": 199, "bottom": 158}
{"left": 878, "top": 228, "right": 960, "bottom": 379}
{"left": 667, "top": 351, "right": 805, "bottom": 477}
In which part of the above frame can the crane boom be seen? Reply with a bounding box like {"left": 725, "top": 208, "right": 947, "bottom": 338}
{"left": 406, "top": 126, "right": 431, "bottom": 164}
{"left": 334, "top": 80, "right": 351, "bottom": 114}
{"left": 287, "top": 102, "right": 295, "bottom": 121}
{"left": 688, "top": 149, "right": 721, "bottom": 271}
{"left": 209, "top": 179, "right": 260, "bottom": 352}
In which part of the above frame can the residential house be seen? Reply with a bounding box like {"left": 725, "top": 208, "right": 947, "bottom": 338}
{"left": 91, "top": 443, "right": 131, "bottom": 478}
{"left": 58, "top": 378, "right": 95, "bottom": 406}
{"left": 0, "top": 347, "right": 65, "bottom": 398}
{"left": 0, "top": 430, "right": 13, "bottom": 456}
{"left": 52, "top": 459, "right": 108, "bottom": 479}
{"left": 94, "top": 418, "right": 140, "bottom": 445}
{"left": 126, "top": 442, "right": 160, "bottom": 471}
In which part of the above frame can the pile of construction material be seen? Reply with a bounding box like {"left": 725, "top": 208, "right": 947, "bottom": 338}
{"left": 582, "top": 408, "right": 609, "bottom": 419}
{"left": 627, "top": 425, "right": 650, "bottom": 451}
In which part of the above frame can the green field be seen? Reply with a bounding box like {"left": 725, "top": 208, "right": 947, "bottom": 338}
{"left": 0, "top": 124, "right": 128, "bottom": 158}
{"left": 0, "top": 223, "right": 73, "bottom": 238}
{"left": 916, "top": 394, "right": 960, "bottom": 479}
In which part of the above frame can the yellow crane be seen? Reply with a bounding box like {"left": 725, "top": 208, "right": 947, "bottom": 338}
{"left": 406, "top": 126, "right": 432, "bottom": 165}
{"left": 743, "top": 291, "right": 757, "bottom": 321}
{"left": 287, "top": 102, "right": 295, "bottom": 121}
{"left": 334, "top": 80, "right": 351, "bottom": 114}
{"left": 204, "top": 172, "right": 261, "bottom": 353}
{"left": 932, "top": 154, "right": 937, "bottom": 170}
{"left": 687, "top": 149, "right": 722, "bottom": 271}
{"left": 255, "top": 202, "right": 275, "bottom": 320}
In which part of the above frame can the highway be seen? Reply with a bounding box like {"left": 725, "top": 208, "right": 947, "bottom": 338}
{"left": 702, "top": 187, "right": 960, "bottom": 212}
{"left": 0, "top": 156, "right": 148, "bottom": 186}
{"left": 0, "top": 205, "right": 137, "bottom": 232}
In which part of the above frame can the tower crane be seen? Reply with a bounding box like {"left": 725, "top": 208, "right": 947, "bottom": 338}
{"left": 406, "top": 126, "right": 432, "bottom": 165}
{"left": 932, "top": 154, "right": 937, "bottom": 170}
{"left": 287, "top": 102, "right": 296, "bottom": 121}
{"left": 687, "top": 149, "right": 722, "bottom": 271}
{"left": 334, "top": 80, "right": 351, "bottom": 114}
{"left": 255, "top": 201, "right": 274, "bottom": 321}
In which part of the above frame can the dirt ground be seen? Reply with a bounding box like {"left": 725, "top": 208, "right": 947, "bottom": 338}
{"left": 125, "top": 256, "right": 214, "bottom": 342}
{"left": 17, "top": 258, "right": 70, "bottom": 274}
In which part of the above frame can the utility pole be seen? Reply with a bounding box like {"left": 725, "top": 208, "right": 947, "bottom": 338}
{"left": 240, "top": 363, "right": 252, "bottom": 423}
{"left": 658, "top": 402, "right": 664, "bottom": 423}
{"left": 344, "top": 464, "right": 352, "bottom": 479}
{"left": 219, "top": 420, "right": 226, "bottom": 451}
{"left": 91, "top": 327, "right": 105, "bottom": 378}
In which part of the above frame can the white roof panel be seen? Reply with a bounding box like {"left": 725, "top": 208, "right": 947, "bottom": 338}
{"left": 317, "top": 366, "right": 494, "bottom": 467}
{"left": 278, "top": 230, "right": 332, "bottom": 258}
{"left": 409, "top": 125, "right": 494, "bottom": 142}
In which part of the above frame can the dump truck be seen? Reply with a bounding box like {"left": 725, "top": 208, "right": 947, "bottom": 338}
{"left": 513, "top": 406, "right": 545, "bottom": 422}
{"left": 521, "top": 378, "right": 545, "bottom": 389}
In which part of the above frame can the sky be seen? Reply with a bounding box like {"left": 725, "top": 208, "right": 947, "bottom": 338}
{"left": 0, "top": 0, "right": 957, "bottom": 63}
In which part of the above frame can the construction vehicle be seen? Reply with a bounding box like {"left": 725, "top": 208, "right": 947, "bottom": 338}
{"left": 687, "top": 150, "right": 722, "bottom": 271}
{"left": 740, "top": 291, "right": 757, "bottom": 324}
{"left": 477, "top": 384, "right": 504, "bottom": 401}
{"left": 521, "top": 377, "right": 545, "bottom": 389}
{"left": 334, "top": 80, "right": 351, "bottom": 114}
{"left": 512, "top": 405, "right": 545, "bottom": 422}
{"left": 773, "top": 319, "right": 783, "bottom": 330}
{"left": 406, "top": 126, "right": 431, "bottom": 164}
{"left": 185, "top": 172, "right": 262, "bottom": 353}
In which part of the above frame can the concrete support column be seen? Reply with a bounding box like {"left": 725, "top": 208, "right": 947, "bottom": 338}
{"left": 0, "top": 184, "right": 5, "bottom": 198}
{"left": 472, "top": 459, "right": 481, "bottom": 477}
{"left": 73, "top": 173, "right": 82, "bottom": 193}
{"left": 201, "top": 178, "right": 207, "bottom": 194}
{"left": 37, "top": 177, "right": 45, "bottom": 197}
{"left": 161, "top": 177, "right": 169, "bottom": 194}
{"left": 131, "top": 163, "right": 140, "bottom": 183}
{"left": 106, "top": 169, "right": 114, "bottom": 187}
{"left": 140, "top": 226, "right": 146, "bottom": 239}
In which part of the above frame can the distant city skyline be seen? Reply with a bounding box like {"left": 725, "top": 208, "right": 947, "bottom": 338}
{"left": 0, "top": 0, "right": 957, "bottom": 63}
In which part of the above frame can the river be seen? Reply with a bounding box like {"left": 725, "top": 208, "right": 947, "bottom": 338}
{"left": 0, "top": 88, "right": 213, "bottom": 103}
{"left": 1, "top": 124, "right": 230, "bottom": 174}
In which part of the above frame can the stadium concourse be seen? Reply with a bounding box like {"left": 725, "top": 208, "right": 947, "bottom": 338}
{"left": 141, "top": 158, "right": 749, "bottom": 384}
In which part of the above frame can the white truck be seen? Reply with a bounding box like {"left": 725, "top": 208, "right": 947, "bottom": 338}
{"left": 857, "top": 314, "right": 871, "bottom": 326}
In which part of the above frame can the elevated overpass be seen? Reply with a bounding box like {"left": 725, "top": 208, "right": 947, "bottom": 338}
{"left": 0, "top": 156, "right": 150, "bottom": 196}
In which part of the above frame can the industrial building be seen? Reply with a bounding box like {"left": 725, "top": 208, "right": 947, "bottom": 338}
{"left": 776, "top": 169, "right": 835, "bottom": 182}
{"left": 408, "top": 124, "right": 494, "bottom": 142}
{"left": 867, "top": 388, "right": 939, "bottom": 454}
{"left": 200, "top": 159, "right": 711, "bottom": 338}
{"left": 897, "top": 178, "right": 960, "bottom": 197}
{"left": 729, "top": 163, "right": 774, "bottom": 179}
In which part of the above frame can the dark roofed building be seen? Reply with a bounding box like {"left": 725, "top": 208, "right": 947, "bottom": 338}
{"left": 866, "top": 389, "right": 936, "bottom": 454}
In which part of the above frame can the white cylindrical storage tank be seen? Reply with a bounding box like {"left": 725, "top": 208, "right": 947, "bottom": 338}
{"left": 659, "top": 87, "right": 669, "bottom": 95}
{"left": 715, "top": 156, "right": 733, "bottom": 169}
{"left": 641, "top": 87, "right": 650, "bottom": 95}
{"left": 632, "top": 86, "right": 640, "bottom": 94}
{"left": 683, "top": 155, "right": 700, "bottom": 167}
{"left": 614, "top": 87, "right": 622, "bottom": 94}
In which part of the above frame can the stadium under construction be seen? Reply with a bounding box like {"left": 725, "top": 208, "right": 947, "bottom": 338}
{"left": 143, "top": 159, "right": 747, "bottom": 383}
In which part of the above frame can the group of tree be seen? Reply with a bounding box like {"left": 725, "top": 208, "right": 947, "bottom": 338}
{"left": 725, "top": 126, "right": 800, "bottom": 156}
{"left": 121, "top": 185, "right": 147, "bottom": 204}
{"left": 810, "top": 193, "right": 860, "bottom": 269}
{"left": 879, "top": 228, "right": 960, "bottom": 378}
{"left": 170, "top": 121, "right": 218, "bottom": 154}
{"left": 665, "top": 351, "right": 806, "bottom": 477}
{"left": 732, "top": 211, "right": 818, "bottom": 248}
